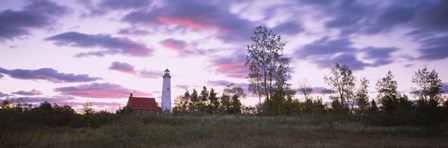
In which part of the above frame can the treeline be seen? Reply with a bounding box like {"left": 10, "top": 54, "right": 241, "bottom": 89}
{"left": 0, "top": 101, "right": 124, "bottom": 131}
{"left": 241, "top": 25, "right": 448, "bottom": 126}
{"left": 173, "top": 84, "right": 248, "bottom": 115}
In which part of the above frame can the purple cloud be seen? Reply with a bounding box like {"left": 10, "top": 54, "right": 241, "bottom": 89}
{"left": 0, "top": 92, "right": 9, "bottom": 98}
{"left": 296, "top": 37, "right": 355, "bottom": 58}
{"left": 273, "top": 21, "right": 304, "bottom": 35}
{"left": 109, "top": 61, "right": 136, "bottom": 74}
{"left": 0, "top": 67, "right": 100, "bottom": 83}
{"left": 117, "top": 28, "right": 150, "bottom": 36}
{"left": 12, "top": 89, "right": 42, "bottom": 96}
{"left": 296, "top": 37, "right": 399, "bottom": 70}
{"left": 45, "top": 32, "right": 153, "bottom": 57}
{"left": 312, "top": 53, "right": 369, "bottom": 71}
{"left": 363, "top": 47, "right": 399, "bottom": 67}
{"left": 54, "top": 83, "right": 150, "bottom": 99}
{"left": 98, "top": 0, "right": 151, "bottom": 10}
{"left": 122, "top": 0, "right": 253, "bottom": 42}
{"left": 209, "top": 52, "right": 248, "bottom": 78}
{"left": 417, "top": 35, "right": 448, "bottom": 61}
{"left": 0, "top": 0, "right": 69, "bottom": 40}
{"left": 161, "top": 38, "right": 187, "bottom": 52}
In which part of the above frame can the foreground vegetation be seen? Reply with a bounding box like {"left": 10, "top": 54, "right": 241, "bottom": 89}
{"left": 1, "top": 115, "right": 447, "bottom": 147}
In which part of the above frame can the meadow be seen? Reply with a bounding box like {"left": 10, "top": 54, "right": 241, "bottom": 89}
{"left": 2, "top": 115, "right": 447, "bottom": 147}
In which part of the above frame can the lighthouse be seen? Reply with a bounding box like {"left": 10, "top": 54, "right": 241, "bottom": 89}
{"left": 161, "top": 68, "right": 171, "bottom": 112}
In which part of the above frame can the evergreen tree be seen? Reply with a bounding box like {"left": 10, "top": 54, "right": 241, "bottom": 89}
{"left": 356, "top": 77, "right": 370, "bottom": 114}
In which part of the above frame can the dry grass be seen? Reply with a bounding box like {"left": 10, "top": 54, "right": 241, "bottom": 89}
{"left": 1, "top": 115, "right": 447, "bottom": 147}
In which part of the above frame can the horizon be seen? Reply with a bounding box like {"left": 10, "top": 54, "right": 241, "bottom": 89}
{"left": 1, "top": 0, "right": 448, "bottom": 112}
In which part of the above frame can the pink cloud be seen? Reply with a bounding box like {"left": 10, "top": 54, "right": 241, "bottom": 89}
{"left": 139, "top": 70, "right": 161, "bottom": 79}
{"left": 175, "top": 84, "right": 189, "bottom": 90}
{"left": 158, "top": 16, "right": 215, "bottom": 30}
{"left": 109, "top": 61, "right": 136, "bottom": 74}
{"left": 211, "top": 60, "right": 248, "bottom": 78}
{"left": 160, "top": 38, "right": 186, "bottom": 51}
{"left": 54, "top": 83, "right": 150, "bottom": 98}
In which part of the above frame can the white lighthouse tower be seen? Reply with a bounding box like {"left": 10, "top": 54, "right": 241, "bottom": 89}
{"left": 161, "top": 68, "right": 171, "bottom": 112}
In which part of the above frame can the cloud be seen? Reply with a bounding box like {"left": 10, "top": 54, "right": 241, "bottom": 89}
{"left": 209, "top": 52, "right": 248, "bottom": 78}
{"left": 296, "top": 37, "right": 355, "bottom": 58}
{"left": 312, "top": 53, "right": 369, "bottom": 71}
{"left": 295, "top": 0, "right": 447, "bottom": 36}
{"left": 98, "top": 0, "right": 151, "bottom": 10}
{"left": 109, "top": 61, "right": 136, "bottom": 74}
{"left": 362, "top": 47, "right": 399, "bottom": 67}
{"left": 122, "top": 0, "right": 253, "bottom": 42}
{"left": 0, "top": 0, "right": 69, "bottom": 41}
{"left": 0, "top": 92, "right": 9, "bottom": 98}
{"left": 273, "top": 21, "right": 304, "bottom": 35}
{"left": 139, "top": 70, "right": 161, "bottom": 79}
{"left": 160, "top": 38, "right": 187, "bottom": 52}
{"left": 0, "top": 67, "right": 100, "bottom": 83}
{"left": 296, "top": 37, "right": 399, "bottom": 70}
{"left": 207, "top": 80, "right": 231, "bottom": 87}
{"left": 175, "top": 84, "right": 189, "bottom": 90}
{"left": 54, "top": 83, "right": 150, "bottom": 98}
{"left": 417, "top": 35, "right": 448, "bottom": 61}
{"left": 12, "top": 89, "right": 42, "bottom": 96}
{"left": 3, "top": 96, "right": 75, "bottom": 105}
{"left": 117, "top": 27, "right": 150, "bottom": 36}
{"left": 45, "top": 32, "right": 153, "bottom": 57}
{"left": 108, "top": 61, "right": 161, "bottom": 79}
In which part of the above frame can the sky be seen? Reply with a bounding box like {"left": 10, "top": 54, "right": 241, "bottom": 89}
{"left": 1, "top": 0, "right": 447, "bottom": 112}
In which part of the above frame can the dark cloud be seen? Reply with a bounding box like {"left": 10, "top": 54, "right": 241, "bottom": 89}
{"left": 209, "top": 52, "right": 248, "bottom": 78}
{"left": 109, "top": 61, "right": 136, "bottom": 74}
{"left": 417, "top": 35, "right": 448, "bottom": 61}
{"left": 362, "top": 47, "right": 399, "bottom": 67}
{"left": 273, "top": 21, "right": 304, "bottom": 35}
{"left": 0, "top": 92, "right": 9, "bottom": 98}
{"left": 117, "top": 28, "right": 150, "bottom": 36}
{"left": 98, "top": 0, "right": 151, "bottom": 10}
{"left": 295, "top": 37, "right": 354, "bottom": 58}
{"left": 312, "top": 53, "right": 369, "bottom": 71}
{"left": 0, "top": 67, "right": 100, "bottom": 83}
{"left": 12, "top": 89, "right": 42, "bottom": 96}
{"left": 0, "top": 0, "right": 69, "bottom": 40}
{"left": 122, "top": 0, "right": 253, "bottom": 42}
{"left": 296, "top": 0, "right": 446, "bottom": 36}
{"left": 54, "top": 83, "right": 150, "bottom": 98}
{"left": 296, "top": 37, "right": 399, "bottom": 70}
{"left": 46, "top": 32, "right": 153, "bottom": 57}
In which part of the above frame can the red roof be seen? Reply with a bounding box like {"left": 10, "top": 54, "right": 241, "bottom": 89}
{"left": 128, "top": 96, "right": 161, "bottom": 111}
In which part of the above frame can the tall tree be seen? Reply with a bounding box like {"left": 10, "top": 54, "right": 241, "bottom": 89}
{"left": 412, "top": 66, "right": 443, "bottom": 102}
{"left": 356, "top": 77, "right": 370, "bottom": 113}
{"left": 189, "top": 89, "right": 199, "bottom": 112}
{"left": 208, "top": 88, "right": 219, "bottom": 114}
{"left": 324, "top": 63, "right": 355, "bottom": 108}
{"left": 376, "top": 71, "right": 398, "bottom": 98}
{"left": 246, "top": 25, "right": 291, "bottom": 104}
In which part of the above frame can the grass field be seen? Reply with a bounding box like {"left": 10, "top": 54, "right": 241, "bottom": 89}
{"left": 2, "top": 115, "right": 447, "bottom": 147}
